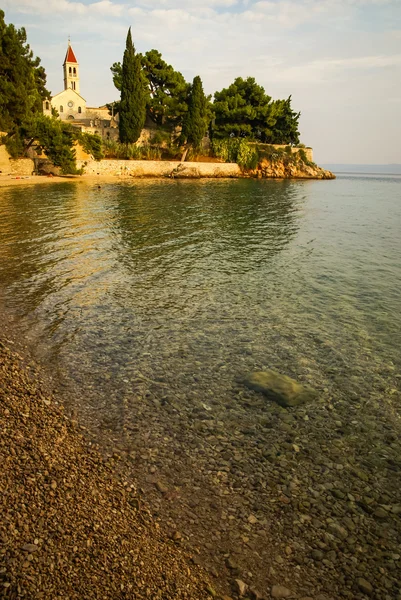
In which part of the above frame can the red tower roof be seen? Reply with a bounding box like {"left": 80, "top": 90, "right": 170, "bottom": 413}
{"left": 64, "top": 44, "right": 78, "bottom": 64}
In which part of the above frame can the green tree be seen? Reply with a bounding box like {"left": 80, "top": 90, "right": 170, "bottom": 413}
{"left": 111, "top": 49, "right": 189, "bottom": 127}
{"left": 119, "top": 28, "right": 147, "bottom": 144}
{"left": 212, "top": 77, "right": 300, "bottom": 145}
{"left": 0, "top": 10, "right": 49, "bottom": 133}
{"left": 212, "top": 77, "right": 272, "bottom": 140}
{"left": 21, "top": 115, "right": 80, "bottom": 174}
{"left": 141, "top": 50, "right": 189, "bottom": 126}
{"left": 266, "top": 96, "right": 300, "bottom": 145}
{"left": 181, "top": 76, "right": 209, "bottom": 149}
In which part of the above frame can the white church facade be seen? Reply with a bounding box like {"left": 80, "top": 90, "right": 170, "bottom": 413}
{"left": 43, "top": 42, "right": 119, "bottom": 140}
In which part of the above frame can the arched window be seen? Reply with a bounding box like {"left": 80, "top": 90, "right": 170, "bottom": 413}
{"left": 45, "top": 101, "right": 49, "bottom": 110}
{"left": 69, "top": 67, "right": 72, "bottom": 74}
{"left": 73, "top": 67, "right": 76, "bottom": 76}
{"left": 78, "top": 106, "right": 82, "bottom": 114}
{"left": 67, "top": 115, "right": 75, "bottom": 120}
{"left": 60, "top": 105, "right": 63, "bottom": 113}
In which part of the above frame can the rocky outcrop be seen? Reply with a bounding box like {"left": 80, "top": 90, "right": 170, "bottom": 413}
{"left": 255, "top": 157, "right": 335, "bottom": 179}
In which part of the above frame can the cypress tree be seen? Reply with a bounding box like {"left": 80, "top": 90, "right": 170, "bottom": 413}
{"left": 182, "top": 76, "right": 208, "bottom": 149}
{"left": 119, "top": 28, "right": 147, "bottom": 144}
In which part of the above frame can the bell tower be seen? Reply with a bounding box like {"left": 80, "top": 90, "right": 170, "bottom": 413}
{"left": 63, "top": 40, "right": 80, "bottom": 94}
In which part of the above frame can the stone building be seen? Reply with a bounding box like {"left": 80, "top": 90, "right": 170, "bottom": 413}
{"left": 43, "top": 42, "right": 119, "bottom": 140}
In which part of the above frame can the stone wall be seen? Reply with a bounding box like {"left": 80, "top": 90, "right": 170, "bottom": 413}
{"left": 258, "top": 144, "right": 313, "bottom": 163}
{"left": 0, "top": 146, "right": 35, "bottom": 176}
{"left": 0, "top": 146, "right": 10, "bottom": 174}
{"left": 10, "top": 159, "right": 35, "bottom": 176}
{"left": 285, "top": 145, "right": 313, "bottom": 163}
{"left": 77, "top": 159, "right": 242, "bottom": 178}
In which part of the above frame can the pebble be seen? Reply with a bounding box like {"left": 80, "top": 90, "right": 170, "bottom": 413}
{"left": 22, "top": 543, "right": 38, "bottom": 553}
{"left": 373, "top": 507, "right": 388, "bottom": 519}
{"left": 271, "top": 585, "right": 292, "bottom": 598}
{"left": 235, "top": 579, "right": 248, "bottom": 596}
{"left": 357, "top": 578, "right": 373, "bottom": 595}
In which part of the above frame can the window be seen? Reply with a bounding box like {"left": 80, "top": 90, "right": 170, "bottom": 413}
{"left": 78, "top": 106, "right": 82, "bottom": 114}
{"left": 71, "top": 82, "right": 76, "bottom": 90}
{"left": 69, "top": 67, "right": 72, "bottom": 74}
{"left": 73, "top": 67, "right": 76, "bottom": 76}
{"left": 60, "top": 105, "right": 63, "bottom": 113}
{"left": 45, "top": 101, "right": 49, "bottom": 110}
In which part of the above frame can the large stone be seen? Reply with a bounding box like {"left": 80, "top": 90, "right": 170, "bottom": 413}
{"left": 243, "top": 370, "right": 317, "bottom": 407}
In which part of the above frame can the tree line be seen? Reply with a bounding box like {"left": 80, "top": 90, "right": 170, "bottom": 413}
{"left": 0, "top": 11, "right": 301, "bottom": 174}
{"left": 113, "top": 28, "right": 300, "bottom": 148}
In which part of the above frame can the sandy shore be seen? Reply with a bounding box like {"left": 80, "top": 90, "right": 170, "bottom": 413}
{"left": 0, "top": 323, "right": 216, "bottom": 599}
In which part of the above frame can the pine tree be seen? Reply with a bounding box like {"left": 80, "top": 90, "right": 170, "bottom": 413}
{"left": 182, "top": 76, "right": 208, "bottom": 149}
{"left": 119, "top": 28, "right": 147, "bottom": 144}
{"left": 0, "top": 10, "right": 49, "bottom": 133}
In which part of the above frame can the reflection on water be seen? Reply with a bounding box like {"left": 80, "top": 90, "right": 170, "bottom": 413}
{"left": 0, "top": 176, "right": 400, "bottom": 419}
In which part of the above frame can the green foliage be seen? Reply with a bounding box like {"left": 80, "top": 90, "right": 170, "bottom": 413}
{"left": 110, "top": 61, "right": 122, "bottom": 91}
{"left": 4, "top": 131, "right": 25, "bottom": 158}
{"left": 102, "top": 139, "right": 162, "bottom": 160}
{"left": 181, "top": 76, "right": 210, "bottom": 149}
{"left": 297, "top": 148, "right": 315, "bottom": 167}
{"left": 112, "top": 49, "right": 190, "bottom": 127}
{"left": 212, "top": 77, "right": 300, "bottom": 145}
{"left": 27, "top": 115, "right": 80, "bottom": 173}
{"left": 211, "top": 140, "right": 313, "bottom": 172}
{"left": 0, "top": 10, "right": 49, "bottom": 133}
{"left": 142, "top": 49, "right": 189, "bottom": 126}
{"left": 79, "top": 132, "right": 104, "bottom": 161}
{"left": 119, "top": 28, "right": 147, "bottom": 144}
{"left": 212, "top": 77, "right": 272, "bottom": 140}
{"left": 266, "top": 96, "right": 300, "bottom": 145}
{"left": 236, "top": 139, "right": 259, "bottom": 170}
{"left": 150, "top": 129, "right": 171, "bottom": 146}
{"left": 212, "top": 138, "right": 258, "bottom": 170}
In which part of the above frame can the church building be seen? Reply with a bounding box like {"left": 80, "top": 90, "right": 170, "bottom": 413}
{"left": 43, "top": 42, "right": 118, "bottom": 140}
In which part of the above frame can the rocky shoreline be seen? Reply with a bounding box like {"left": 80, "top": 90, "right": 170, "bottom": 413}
{"left": 0, "top": 329, "right": 214, "bottom": 599}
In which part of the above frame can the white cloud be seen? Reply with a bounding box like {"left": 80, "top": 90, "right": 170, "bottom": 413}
{"left": 90, "top": 0, "right": 124, "bottom": 16}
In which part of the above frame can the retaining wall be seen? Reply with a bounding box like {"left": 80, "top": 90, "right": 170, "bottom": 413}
{"left": 77, "top": 159, "right": 242, "bottom": 178}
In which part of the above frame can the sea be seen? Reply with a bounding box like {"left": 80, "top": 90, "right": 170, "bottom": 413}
{"left": 1, "top": 170, "right": 401, "bottom": 595}
{"left": 1, "top": 172, "right": 400, "bottom": 408}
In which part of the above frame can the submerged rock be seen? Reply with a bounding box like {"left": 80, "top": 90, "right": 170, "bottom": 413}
{"left": 243, "top": 370, "right": 317, "bottom": 407}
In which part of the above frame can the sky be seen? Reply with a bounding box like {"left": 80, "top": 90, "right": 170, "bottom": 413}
{"left": 3, "top": 0, "right": 401, "bottom": 164}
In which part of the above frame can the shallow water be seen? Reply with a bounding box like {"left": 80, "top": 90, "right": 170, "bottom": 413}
{"left": 1, "top": 176, "right": 400, "bottom": 413}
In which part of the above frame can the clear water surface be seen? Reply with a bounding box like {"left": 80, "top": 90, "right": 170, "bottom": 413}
{"left": 0, "top": 175, "right": 400, "bottom": 425}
